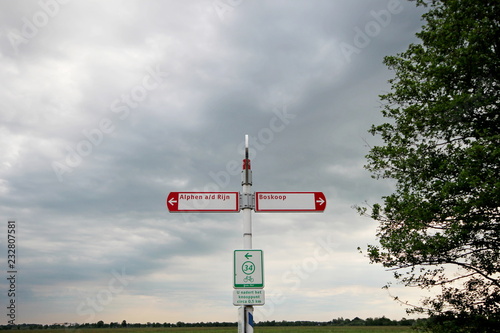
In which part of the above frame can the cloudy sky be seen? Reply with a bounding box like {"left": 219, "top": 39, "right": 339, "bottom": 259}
{"left": 1, "top": 0, "right": 429, "bottom": 325}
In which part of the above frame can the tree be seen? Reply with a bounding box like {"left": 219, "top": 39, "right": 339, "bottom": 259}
{"left": 359, "top": 0, "right": 499, "bottom": 331}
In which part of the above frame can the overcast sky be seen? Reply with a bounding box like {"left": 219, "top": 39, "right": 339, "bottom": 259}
{"left": 1, "top": 0, "right": 429, "bottom": 325}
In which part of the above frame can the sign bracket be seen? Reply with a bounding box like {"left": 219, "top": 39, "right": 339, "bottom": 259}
{"left": 239, "top": 193, "right": 255, "bottom": 210}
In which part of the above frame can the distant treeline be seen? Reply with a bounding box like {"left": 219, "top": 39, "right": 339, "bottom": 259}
{"left": 260, "top": 317, "right": 421, "bottom": 326}
{"left": 1, "top": 317, "right": 425, "bottom": 330}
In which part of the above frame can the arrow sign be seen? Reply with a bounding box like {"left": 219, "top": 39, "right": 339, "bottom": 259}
{"left": 254, "top": 192, "right": 326, "bottom": 212}
{"left": 234, "top": 250, "right": 264, "bottom": 288}
{"left": 166, "top": 192, "right": 240, "bottom": 212}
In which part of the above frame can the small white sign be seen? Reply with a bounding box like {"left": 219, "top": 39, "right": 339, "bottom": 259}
{"left": 233, "top": 289, "right": 265, "bottom": 306}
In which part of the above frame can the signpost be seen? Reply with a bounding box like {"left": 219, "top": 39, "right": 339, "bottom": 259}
{"left": 255, "top": 192, "right": 326, "bottom": 212}
{"left": 166, "top": 135, "right": 327, "bottom": 333}
{"left": 166, "top": 192, "right": 239, "bottom": 212}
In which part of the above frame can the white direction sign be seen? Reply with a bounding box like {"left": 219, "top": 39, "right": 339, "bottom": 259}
{"left": 234, "top": 250, "right": 264, "bottom": 288}
{"left": 255, "top": 192, "right": 326, "bottom": 212}
{"left": 166, "top": 192, "right": 239, "bottom": 212}
{"left": 233, "top": 289, "right": 265, "bottom": 306}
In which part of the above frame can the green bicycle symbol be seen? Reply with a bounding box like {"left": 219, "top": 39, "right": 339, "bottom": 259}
{"left": 243, "top": 275, "right": 254, "bottom": 283}
{"left": 242, "top": 261, "right": 255, "bottom": 275}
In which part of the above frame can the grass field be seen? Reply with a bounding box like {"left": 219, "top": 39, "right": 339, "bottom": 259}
{"left": 25, "top": 327, "right": 414, "bottom": 333}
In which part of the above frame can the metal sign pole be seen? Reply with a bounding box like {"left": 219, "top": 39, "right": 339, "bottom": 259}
{"left": 240, "top": 135, "right": 254, "bottom": 333}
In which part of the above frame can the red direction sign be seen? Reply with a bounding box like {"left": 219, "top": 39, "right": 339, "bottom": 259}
{"left": 254, "top": 192, "right": 326, "bottom": 212}
{"left": 167, "top": 192, "right": 240, "bottom": 213}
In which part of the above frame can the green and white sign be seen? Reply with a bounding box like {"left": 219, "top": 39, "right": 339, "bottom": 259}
{"left": 234, "top": 250, "right": 264, "bottom": 288}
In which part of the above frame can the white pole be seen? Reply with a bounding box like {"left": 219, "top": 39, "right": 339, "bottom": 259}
{"left": 243, "top": 136, "right": 252, "bottom": 249}
{"left": 240, "top": 134, "right": 254, "bottom": 333}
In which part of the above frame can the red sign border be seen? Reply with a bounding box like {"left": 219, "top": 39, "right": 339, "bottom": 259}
{"left": 254, "top": 191, "right": 326, "bottom": 213}
{"left": 167, "top": 192, "right": 240, "bottom": 213}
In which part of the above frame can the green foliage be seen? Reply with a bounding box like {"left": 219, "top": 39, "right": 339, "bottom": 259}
{"left": 361, "top": 0, "right": 500, "bottom": 331}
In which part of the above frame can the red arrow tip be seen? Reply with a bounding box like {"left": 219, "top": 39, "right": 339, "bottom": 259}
{"left": 314, "top": 192, "right": 326, "bottom": 211}
{"left": 166, "top": 192, "right": 179, "bottom": 211}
